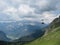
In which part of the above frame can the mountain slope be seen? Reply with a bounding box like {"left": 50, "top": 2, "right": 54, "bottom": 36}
{"left": 24, "top": 16, "right": 60, "bottom": 45}
{"left": 24, "top": 27, "right": 60, "bottom": 45}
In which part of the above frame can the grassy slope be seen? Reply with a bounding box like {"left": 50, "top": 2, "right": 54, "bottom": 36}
{"left": 24, "top": 27, "right": 60, "bottom": 45}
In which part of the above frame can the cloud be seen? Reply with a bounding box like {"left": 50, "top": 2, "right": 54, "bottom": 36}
{"left": 1, "top": 4, "right": 35, "bottom": 21}
{"left": 0, "top": 0, "right": 8, "bottom": 11}
{"left": 36, "top": 0, "right": 48, "bottom": 8}
{"left": 56, "top": 3, "right": 60, "bottom": 10}
{"left": 34, "top": 0, "right": 58, "bottom": 14}
{"left": 2, "top": 6, "right": 22, "bottom": 21}
{"left": 7, "top": 35, "right": 19, "bottom": 40}
{"left": 0, "top": 0, "right": 60, "bottom": 24}
{"left": 3, "top": 7, "right": 17, "bottom": 14}
{"left": 41, "top": 12, "right": 57, "bottom": 23}
{"left": 18, "top": 4, "right": 35, "bottom": 14}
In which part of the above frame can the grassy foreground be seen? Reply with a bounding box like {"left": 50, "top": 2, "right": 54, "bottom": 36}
{"left": 24, "top": 27, "right": 60, "bottom": 45}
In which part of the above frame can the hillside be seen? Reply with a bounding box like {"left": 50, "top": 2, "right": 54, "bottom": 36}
{"left": 24, "top": 27, "right": 60, "bottom": 45}
{"left": 24, "top": 16, "right": 60, "bottom": 45}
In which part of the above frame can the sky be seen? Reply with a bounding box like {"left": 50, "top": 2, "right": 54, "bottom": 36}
{"left": 0, "top": 0, "right": 60, "bottom": 24}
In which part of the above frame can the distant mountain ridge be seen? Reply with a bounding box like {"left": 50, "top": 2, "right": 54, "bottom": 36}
{"left": 0, "top": 20, "right": 47, "bottom": 42}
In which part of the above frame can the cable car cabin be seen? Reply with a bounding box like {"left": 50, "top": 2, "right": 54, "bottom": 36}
{"left": 41, "top": 19, "right": 45, "bottom": 24}
{"left": 41, "top": 22, "right": 44, "bottom": 24}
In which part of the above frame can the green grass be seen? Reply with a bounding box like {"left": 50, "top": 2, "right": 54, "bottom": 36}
{"left": 24, "top": 27, "right": 60, "bottom": 45}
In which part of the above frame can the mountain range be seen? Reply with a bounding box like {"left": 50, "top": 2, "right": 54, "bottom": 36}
{"left": 0, "top": 20, "right": 47, "bottom": 42}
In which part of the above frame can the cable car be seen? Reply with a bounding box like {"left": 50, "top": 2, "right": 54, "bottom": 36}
{"left": 42, "top": 22, "right": 44, "bottom": 24}
{"left": 41, "top": 19, "right": 45, "bottom": 24}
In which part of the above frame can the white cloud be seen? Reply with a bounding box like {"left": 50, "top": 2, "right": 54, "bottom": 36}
{"left": 23, "top": 18, "right": 34, "bottom": 21}
{"left": 2, "top": 6, "right": 22, "bottom": 21}
{"left": 41, "top": 12, "right": 57, "bottom": 23}
{"left": 29, "top": 11, "right": 57, "bottom": 24}
{"left": 0, "top": 0, "right": 9, "bottom": 11}
{"left": 4, "top": 7, "right": 17, "bottom": 14}
{"left": 1, "top": 4, "right": 35, "bottom": 21}
{"left": 7, "top": 35, "right": 19, "bottom": 40}
{"left": 37, "top": 0, "right": 48, "bottom": 9}
{"left": 0, "top": 0, "right": 60, "bottom": 23}
{"left": 18, "top": 4, "right": 35, "bottom": 14}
